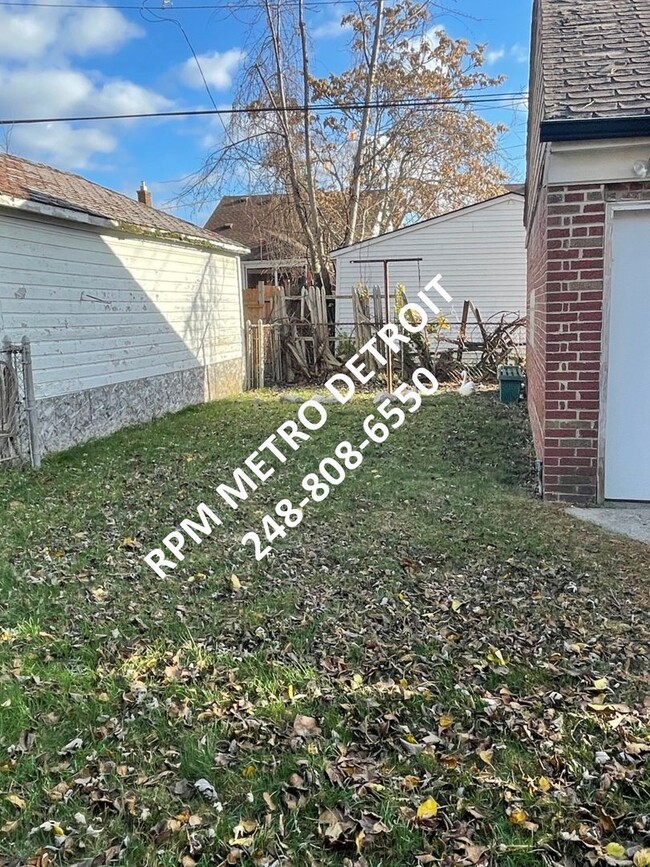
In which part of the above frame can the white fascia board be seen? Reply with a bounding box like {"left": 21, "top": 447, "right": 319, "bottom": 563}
{"left": 0, "top": 193, "right": 118, "bottom": 230}
{"left": 548, "top": 137, "right": 650, "bottom": 185}
{"left": 0, "top": 194, "right": 250, "bottom": 257}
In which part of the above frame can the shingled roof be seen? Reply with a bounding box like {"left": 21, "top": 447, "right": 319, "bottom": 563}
{"left": 205, "top": 194, "right": 307, "bottom": 261}
{"left": 0, "top": 154, "right": 248, "bottom": 253}
{"left": 205, "top": 192, "right": 388, "bottom": 262}
{"left": 538, "top": 0, "right": 650, "bottom": 121}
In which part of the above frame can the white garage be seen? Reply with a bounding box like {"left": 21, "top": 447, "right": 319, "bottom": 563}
{"left": 0, "top": 153, "right": 248, "bottom": 457}
{"left": 331, "top": 192, "right": 526, "bottom": 338}
{"left": 603, "top": 207, "right": 650, "bottom": 501}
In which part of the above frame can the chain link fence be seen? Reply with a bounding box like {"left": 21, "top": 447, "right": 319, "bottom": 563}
{"left": 1, "top": 338, "right": 41, "bottom": 468}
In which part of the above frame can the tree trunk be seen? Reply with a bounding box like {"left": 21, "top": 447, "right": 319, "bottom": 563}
{"left": 344, "top": 0, "right": 385, "bottom": 247}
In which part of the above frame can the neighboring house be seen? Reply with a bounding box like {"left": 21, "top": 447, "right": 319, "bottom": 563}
{"left": 0, "top": 154, "right": 249, "bottom": 455}
{"left": 205, "top": 194, "right": 308, "bottom": 291}
{"left": 526, "top": 0, "right": 650, "bottom": 504}
{"left": 331, "top": 191, "right": 526, "bottom": 334}
{"left": 205, "top": 192, "right": 385, "bottom": 292}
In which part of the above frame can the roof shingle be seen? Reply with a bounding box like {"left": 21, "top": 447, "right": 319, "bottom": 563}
{"left": 204, "top": 191, "right": 388, "bottom": 261}
{"left": 0, "top": 153, "right": 246, "bottom": 251}
{"left": 539, "top": 0, "right": 650, "bottom": 120}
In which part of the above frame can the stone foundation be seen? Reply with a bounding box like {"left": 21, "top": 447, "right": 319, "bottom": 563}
{"left": 37, "top": 357, "right": 244, "bottom": 454}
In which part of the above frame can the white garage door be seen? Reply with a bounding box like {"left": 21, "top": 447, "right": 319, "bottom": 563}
{"left": 604, "top": 208, "right": 650, "bottom": 501}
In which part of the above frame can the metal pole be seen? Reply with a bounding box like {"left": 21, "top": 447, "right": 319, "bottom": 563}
{"left": 383, "top": 260, "right": 393, "bottom": 393}
{"left": 350, "top": 257, "right": 422, "bottom": 396}
{"left": 21, "top": 336, "right": 41, "bottom": 469}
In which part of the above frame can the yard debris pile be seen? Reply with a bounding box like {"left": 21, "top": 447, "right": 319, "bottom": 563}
{"left": 0, "top": 394, "right": 648, "bottom": 866}
{"left": 245, "top": 284, "right": 525, "bottom": 388}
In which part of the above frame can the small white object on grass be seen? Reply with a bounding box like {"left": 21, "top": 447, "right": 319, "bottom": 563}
{"left": 194, "top": 778, "right": 223, "bottom": 810}
{"left": 458, "top": 370, "right": 476, "bottom": 397}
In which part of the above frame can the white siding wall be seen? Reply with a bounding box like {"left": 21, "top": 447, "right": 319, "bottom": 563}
{"left": 0, "top": 210, "right": 243, "bottom": 401}
{"left": 333, "top": 195, "right": 526, "bottom": 337}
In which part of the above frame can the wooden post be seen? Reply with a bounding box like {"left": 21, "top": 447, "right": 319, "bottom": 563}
{"left": 258, "top": 319, "right": 264, "bottom": 389}
{"left": 457, "top": 300, "right": 470, "bottom": 362}
{"left": 245, "top": 320, "right": 252, "bottom": 390}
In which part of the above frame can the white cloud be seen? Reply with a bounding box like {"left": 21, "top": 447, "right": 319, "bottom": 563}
{"left": 411, "top": 25, "right": 447, "bottom": 72}
{"left": 0, "top": 5, "right": 142, "bottom": 62}
{"left": 180, "top": 49, "right": 245, "bottom": 91}
{"left": 0, "top": 68, "right": 171, "bottom": 122}
{"left": 9, "top": 123, "right": 116, "bottom": 169}
{"left": 60, "top": 7, "right": 144, "bottom": 57}
{"left": 0, "top": 67, "right": 171, "bottom": 167}
{"left": 312, "top": 18, "right": 345, "bottom": 39}
{"left": 312, "top": 6, "right": 351, "bottom": 39}
{"left": 511, "top": 43, "right": 529, "bottom": 63}
{"left": 0, "top": 7, "right": 61, "bottom": 60}
{"left": 486, "top": 48, "right": 505, "bottom": 65}
{"left": 0, "top": 3, "right": 168, "bottom": 169}
{"left": 420, "top": 24, "right": 446, "bottom": 50}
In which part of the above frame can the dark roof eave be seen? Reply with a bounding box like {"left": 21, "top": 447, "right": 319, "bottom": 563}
{"left": 540, "top": 115, "right": 650, "bottom": 143}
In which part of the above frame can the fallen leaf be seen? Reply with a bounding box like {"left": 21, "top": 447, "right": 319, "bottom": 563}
{"left": 508, "top": 807, "right": 528, "bottom": 825}
{"left": 4, "top": 794, "right": 26, "bottom": 810}
{"left": 605, "top": 843, "right": 626, "bottom": 860}
{"left": 58, "top": 737, "right": 83, "bottom": 756}
{"left": 487, "top": 647, "right": 510, "bottom": 667}
{"left": 230, "top": 574, "right": 241, "bottom": 591}
{"left": 416, "top": 797, "right": 439, "bottom": 820}
{"left": 634, "top": 850, "right": 650, "bottom": 867}
{"left": 479, "top": 749, "right": 494, "bottom": 766}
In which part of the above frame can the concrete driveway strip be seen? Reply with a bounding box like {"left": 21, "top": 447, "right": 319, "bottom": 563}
{"left": 568, "top": 506, "right": 650, "bottom": 547}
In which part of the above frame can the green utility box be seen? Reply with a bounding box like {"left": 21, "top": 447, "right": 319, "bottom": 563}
{"left": 498, "top": 364, "right": 525, "bottom": 404}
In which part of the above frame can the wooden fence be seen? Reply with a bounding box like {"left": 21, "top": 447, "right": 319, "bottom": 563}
{"left": 243, "top": 283, "right": 525, "bottom": 389}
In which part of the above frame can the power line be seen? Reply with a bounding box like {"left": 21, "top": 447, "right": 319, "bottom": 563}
{"left": 0, "top": 94, "right": 527, "bottom": 126}
{"left": 139, "top": 0, "right": 219, "bottom": 110}
{"left": 0, "top": 0, "right": 357, "bottom": 7}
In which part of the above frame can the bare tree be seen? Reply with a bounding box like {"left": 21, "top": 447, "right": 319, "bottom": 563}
{"left": 186, "top": 0, "right": 509, "bottom": 282}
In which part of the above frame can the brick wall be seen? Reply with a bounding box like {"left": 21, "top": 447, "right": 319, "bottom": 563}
{"left": 527, "top": 180, "right": 650, "bottom": 503}
{"left": 526, "top": 189, "right": 547, "bottom": 462}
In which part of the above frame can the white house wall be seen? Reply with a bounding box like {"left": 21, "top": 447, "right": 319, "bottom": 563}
{"left": 333, "top": 196, "right": 526, "bottom": 340}
{"left": 0, "top": 209, "right": 244, "bottom": 452}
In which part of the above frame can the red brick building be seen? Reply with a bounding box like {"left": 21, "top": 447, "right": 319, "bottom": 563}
{"left": 526, "top": 0, "right": 650, "bottom": 503}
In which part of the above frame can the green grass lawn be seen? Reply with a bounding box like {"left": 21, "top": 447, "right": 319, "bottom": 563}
{"left": 0, "top": 390, "right": 648, "bottom": 867}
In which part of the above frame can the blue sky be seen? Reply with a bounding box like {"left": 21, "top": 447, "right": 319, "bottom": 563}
{"left": 0, "top": 0, "right": 531, "bottom": 224}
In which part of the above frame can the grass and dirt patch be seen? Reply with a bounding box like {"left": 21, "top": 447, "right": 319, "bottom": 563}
{"left": 0, "top": 390, "right": 648, "bottom": 866}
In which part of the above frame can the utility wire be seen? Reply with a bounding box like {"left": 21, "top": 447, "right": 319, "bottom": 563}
{"left": 139, "top": 0, "right": 218, "bottom": 109}
{"left": 0, "top": 0, "right": 359, "bottom": 7}
{"left": 0, "top": 94, "right": 527, "bottom": 126}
